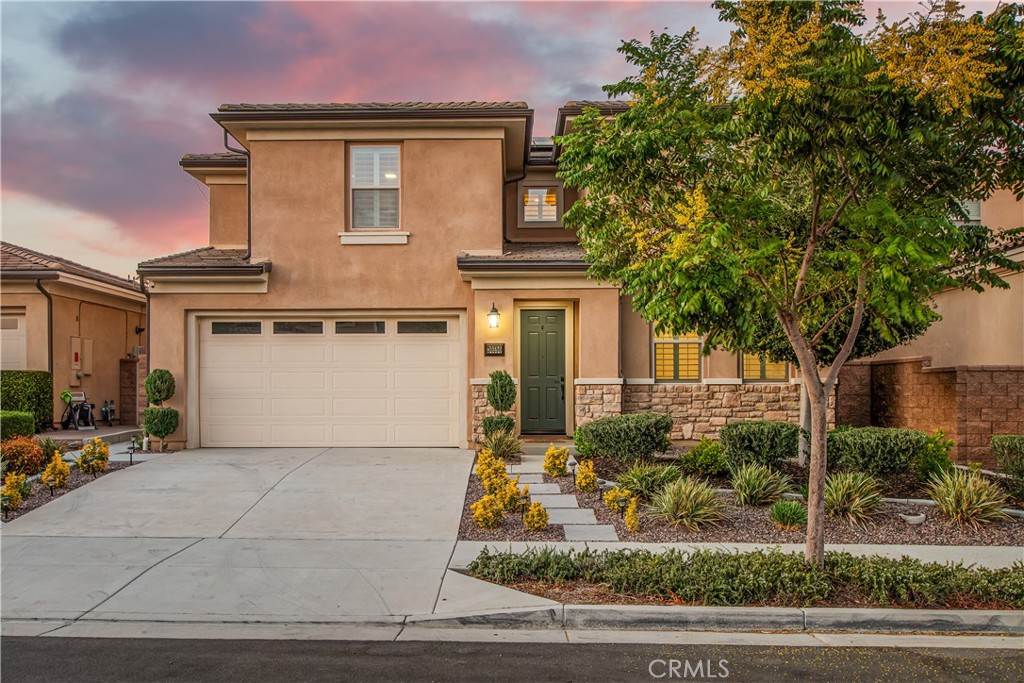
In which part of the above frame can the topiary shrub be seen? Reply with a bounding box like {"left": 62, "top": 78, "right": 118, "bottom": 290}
{"left": 0, "top": 411, "right": 36, "bottom": 440}
{"left": 573, "top": 412, "right": 672, "bottom": 462}
{"left": 486, "top": 370, "right": 516, "bottom": 412}
{"left": 0, "top": 370, "right": 52, "bottom": 432}
{"left": 0, "top": 436, "right": 46, "bottom": 475}
{"left": 677, "top": 436, "right": 728, "bottom": 476}
{"left": 143, "top": 407, "right": 179, "bottom": 447}
{"left": 991, "top": 435, "right": 1024, "bottom": 502}
{"left": 482, "top": 415, "right": 515, "bottom": 437}
{"left": 827, "top": 426, "right": 928, "bottom": 477}
{"left": 719, "top": 420, "right": 799, "bottom": 469}
{"left": 144, "top": 369, "right": 176, "bottom": 406}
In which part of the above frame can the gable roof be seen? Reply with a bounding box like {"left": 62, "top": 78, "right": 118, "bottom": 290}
{"left": 1, "top": 242, "right": 141, "bottom": 292}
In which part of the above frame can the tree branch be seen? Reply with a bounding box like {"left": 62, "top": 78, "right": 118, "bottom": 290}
{"left": 808, "top": 300, "right": 857, "bottom": 347}
{"left": 825, "top": 270, "right": 868, "bottom": 388}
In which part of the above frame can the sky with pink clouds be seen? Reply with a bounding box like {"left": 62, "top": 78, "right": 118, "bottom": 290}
{"left": 1, "top": 1, "right": 997, "bottom": 278}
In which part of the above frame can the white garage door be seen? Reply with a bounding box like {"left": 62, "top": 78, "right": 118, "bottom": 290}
{"left": 199, "top": 316, "right": 462, "bottom": 447}
{"left": 1, "top": 315, "right": 27, "bottom": 370}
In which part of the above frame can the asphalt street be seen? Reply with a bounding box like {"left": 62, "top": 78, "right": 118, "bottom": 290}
{"left": 2, "top": 637, "right": 1022, "bottom": 683}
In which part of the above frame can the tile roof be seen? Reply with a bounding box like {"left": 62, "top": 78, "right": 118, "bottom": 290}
{"left": 560, "top": 100, "right": 630, "bottom": 112}
{"left": 217, "top": 101, "right": 529, "bottom": 113}
{"left": 138, "top": 247, "right": 253, "bottom": 269}
{"left": 457, "top": 242, "right": 588, "bottom": 270}
{"left": 1, "top": 242, "right": 141, "bottom": 292}
{"left": 180, "top": 152, "right": 247, "bottom": 166}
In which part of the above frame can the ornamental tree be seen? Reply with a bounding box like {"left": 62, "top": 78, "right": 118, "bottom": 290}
{"left": 558, "top": 0, "right": 1023, "bottom": 565}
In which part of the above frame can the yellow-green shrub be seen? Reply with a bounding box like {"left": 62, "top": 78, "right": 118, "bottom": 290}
{"left": 575, "top": 459, "right": 598, "bottom": 492}
{"left": 624, "top": 497, "right": 641, "bottom": 533}
{"left": 523, "top": 502, "right": 549, "bottom": 531}
{"left": 2, "top": 472, "right": 27, "bottom": 510}
{"left": 76, "top": 438, "right": 110, "bottom": 477}
{"left": 543, "top": 444, "right": 569, "bottom": 477}
{"left": 603, "top": 486, "right": 633, "bottom": 512}
{"left": 475, "top": 448, "right": 509, "bottom": 496}
{"left": 471, "top": 494, "right": 504, "bottom": 528}
{"left": 497, "top": 476, "right": 527, "bottom": 511}
{"left": 40, "top": 451, "right": 70, "bottom": 491}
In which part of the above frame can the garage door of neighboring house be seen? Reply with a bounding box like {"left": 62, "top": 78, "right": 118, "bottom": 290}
{"left": 0, "top": 315, "right": 27, "bottom": 370}
{"left": 198, "top": 316, "right": 462, "bottom": 447}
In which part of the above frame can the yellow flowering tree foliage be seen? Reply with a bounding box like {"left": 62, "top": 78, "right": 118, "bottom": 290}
{"left": 559, "top": 0, "right": 1023, "bottom": 566}
{"left": 40, "top": 451, "right": 70, "bottom": 492}
{"left": 523, "top": 502, "right": 549, "bottom": 531}
{"left": 543, "top": 444, "right": 569, "bottom": 477}
{"left": 76, "top": 438, "right": 110, "bottom": 477}
{"left": 575, "top": 459, "right": 598, "bottom": 493}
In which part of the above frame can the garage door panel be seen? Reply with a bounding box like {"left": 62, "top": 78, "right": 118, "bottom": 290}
{"left": 270, "top": 397, "right": 328, "bottom": 418}
{"left": 332, "top": 397, "right": 390, "bottom": 418}
{"left": 201, "top": 316, "right": 461, "bottom": 447}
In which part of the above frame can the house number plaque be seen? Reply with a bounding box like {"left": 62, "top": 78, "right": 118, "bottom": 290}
{"left": 484, "top": 343, "right": 505, "bottom": 356}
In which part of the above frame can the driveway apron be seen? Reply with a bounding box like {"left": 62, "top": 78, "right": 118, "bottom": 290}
{"left": 1, "top": 447, "right": 474, "bottom": 624}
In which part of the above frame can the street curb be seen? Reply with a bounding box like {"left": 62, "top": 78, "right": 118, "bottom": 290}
{"left": 407, "top": 605, "right": 1024, "bottom": 634}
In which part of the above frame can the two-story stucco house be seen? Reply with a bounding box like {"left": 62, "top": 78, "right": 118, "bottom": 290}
{"left": 140, "top": 100, "right": 1022, "bottom": 453}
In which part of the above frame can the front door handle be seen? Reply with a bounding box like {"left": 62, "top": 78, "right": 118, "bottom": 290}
{"left": 560, "top": 376, "right": 565, "bottom": 400}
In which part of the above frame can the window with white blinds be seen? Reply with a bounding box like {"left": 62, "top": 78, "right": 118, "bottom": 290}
{"left": 958, "top": 199, "right": 982, "bottom": 223}
{"left": 523, "top": 187, "right": 559, "bottom": 222}
{"left": 351, "top": 146, "right": 400, "bottom": 229}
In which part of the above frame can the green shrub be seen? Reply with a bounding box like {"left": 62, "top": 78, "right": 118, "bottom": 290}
{"left": 0, "top": 411, "right": 36, "bottom": 440}
{"left": 481, "top": 415, "right": 515, "bottom": 437}
{"left": 927, "top": 469, "right": 1010, "bottom": 527}
{"left": 144, "top": 369, "right": 176, "bottom": 406}
{"left": 482, "top": 429, "right": 522, "bottom": 460}
{"left": 677, "top": 437, "right": 728, "bottom": 476}
{"left": 827, "top": 426, "right": 927, "bottom": 477}
{"left": 915, "top": 430, "right": 954, "bottom": 482}
{"left": 719, "top": 420, "right": 798, "bottom": 469}
{"left": 485, "top": 370, "right": 516, "bottom": 412}
{"left": 0, "top": 436, "right": 47, "bottom": 475}
{"left": 573, "top": 412, "right": 672, "bottom": 461}
{"left": 0, "top": 370, "right": 52, "bottom": 432}
{"left": 992, "top": 435, "right": 1024, "bottom": 501}
{"left": 825, "top": 471, "right": 883, "bottom": 525}
{"left": 616, "top": 463, "right": 681, "bottom": 502}
{"left": 143, "top": 407, "right": 179, "bottom": 440}
{"left": 769, "top": 500, "right": 807, "bottom": 531}
{"left": 731, "top": 463, "right": 791, "bottom": 506}
{"left": 647, "top": 477, "right": 724, "bottom": 531}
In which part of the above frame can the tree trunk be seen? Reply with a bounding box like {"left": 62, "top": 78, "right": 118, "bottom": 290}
{"left": 798, "top": 382, "right": 811, "bottom": 467}
{"left": 804, "top": 388, "right": 829, "bottom": 567}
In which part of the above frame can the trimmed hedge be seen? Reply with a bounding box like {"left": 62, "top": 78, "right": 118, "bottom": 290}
{"left": 1, "top": 411, "right": 36, "bottom": 441}
{"left": 719, "top": 420, "right": 798, "bottom": 469}
{"left": 468, "top": 546, "right": 1024, "bottom": 609}
{"left": 143, "top": 407, "right": 179, "bottom": 440}
{"left": 145, "top": 369, "right": 176, "bottom": 406}
{"left": 827, "top": 426, "right": 928, "bottom": 477}
{"left": 573, "top": 412, "right": 672, "bottom": 462}
{"left": 482, "top": 415, "right": 515, "bottom": 438}
{"left": 992, "top": 434, "right": 1024, "bottom": 501}
{"left": 485, "top": 371, "right": 516, "bottom": 413}
{"left": 0, "top": 370, "right": 52, "bottom": 432}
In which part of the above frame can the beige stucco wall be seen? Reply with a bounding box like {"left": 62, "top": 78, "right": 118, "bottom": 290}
{"left": 0, "top": 281, "right": 145, "bottom": 427}
{"left": 983, "top": 188, "right": 1024, "bottom": 232}
{"left": 504, "top": 168, "right": 578, "bottom": 242}
{"left": 209, "top": 182, "right": 248, "bottom": 248}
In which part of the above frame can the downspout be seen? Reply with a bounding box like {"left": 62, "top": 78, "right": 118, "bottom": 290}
{"left": 141, "top": 277, "right": 151, "bottom": 374}
{"left": 223, "top": 129, "right": 252, "bottom": 260}
{"left": 34, "top": 279, "right": 53, "bottom": 374}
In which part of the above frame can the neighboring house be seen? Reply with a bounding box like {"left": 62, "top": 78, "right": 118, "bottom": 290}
{"left": 0, "top": 242, "right": 148, "bottom": 427}
{"left": 836, "top": 192, "right": 1024, "bottom": 467}
{"left": 140, "top": 101, "right": 811, "bottom": 450}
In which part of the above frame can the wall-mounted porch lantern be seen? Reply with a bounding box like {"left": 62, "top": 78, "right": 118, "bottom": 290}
{"left": 487, "top": 303, "right": 500, "bottom": 329}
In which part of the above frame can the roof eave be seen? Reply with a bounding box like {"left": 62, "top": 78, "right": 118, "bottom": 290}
{"left": 457, "top": 261, "right": 589, "bottom": 272}
{"left": 137, "top": 263, "right": 271, "bottom": 278}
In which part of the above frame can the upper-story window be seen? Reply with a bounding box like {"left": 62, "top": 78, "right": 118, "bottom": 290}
{"left": 518, "top": 182, "right": 563, "bottom": 227}
{"left": 351, "top": 145, "right": 400, "bottom": 229}
{"left": 654, "top": 330, "right": 701, "bottom": 382}
{"left": 956, "top": 199, "right": 982, "bottom": 224}
{"left": 741, "top": 353, "right": 788, "bottom": 382}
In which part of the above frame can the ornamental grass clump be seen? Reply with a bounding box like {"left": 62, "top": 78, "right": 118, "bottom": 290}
{"left": 769, "top": 500, "right": 808, "bottom": 531}
{"left": 616, "top": 463, "right": 681, "bottom": 502}
{"left": 523, "top": 502, "right": 549, "bottom": 531}
{"left": 824, "top": 472, "right": 883, "bottom": 525}
{"left": 731, "top": 463, "right": 791, "bottom": 507}
{"left": 471, "top": 494, "right": 504, "bottom": 529}
{"left": 543, "top": 444, "right": 569, "bottom": 477}
{"left": 647, "top": 477, "right": 724, "bottom": 531}
{"left": 575, "top": 459, "right": 598, "bottom": 492}
{"left": 76, "top": 438, "right": 110, "bottom": 477}
{"left": 482, "top": 429, "right": 523, "bottom": 461}
{"left": 40, "top": 451, "right": 70, "bottom": 493}
{"left": 927, "top": 468, "right": 1010, "bottom": 527}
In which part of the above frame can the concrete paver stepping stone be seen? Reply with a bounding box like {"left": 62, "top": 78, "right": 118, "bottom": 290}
{"left": 563, "top": 525, "right": 619, "bottom": 542}
{"left": 508, "top": 464, "right": 545, "bottom": 474}
{"left": 546, "top": 508, "right": 598, "bottom": 525}
{"left": 522, "top": 483, "right": 560, "bottom": 495}
{"left": 516, "top": 474, "right": 545, "bottom": 484}
{"left": 530, "top": 494, "right": 580, "bottom": 509}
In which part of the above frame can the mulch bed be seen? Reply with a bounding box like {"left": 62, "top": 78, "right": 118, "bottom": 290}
{"left": 458, "top": 470, "right": 564, "bottom": 542}
{"left": 3, "top": 462, "right": 135, "bottom": 522}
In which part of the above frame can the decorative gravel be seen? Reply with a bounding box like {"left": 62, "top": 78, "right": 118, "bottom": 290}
{"left": 457, "top": 469, "right": 564, "bottom": 542}
{"left": 2, "top": 462, "right": 134, "bottom": 522}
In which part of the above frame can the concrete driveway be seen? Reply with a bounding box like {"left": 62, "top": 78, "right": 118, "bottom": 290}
{"left": 2, "top": 447, "right": 500, "bottom": 629}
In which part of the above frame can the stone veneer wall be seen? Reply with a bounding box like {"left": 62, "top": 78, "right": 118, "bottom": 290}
{"left": 575, "top": 384, "right": 624, "bottom": 427}
{"left": 836, "top": 359, "right": 1024, "bottom": 468}
{"left": 470, "top": 384, "right": 516, "bottom": 444}
{"left": 119, "top": 354, "right": 147, "bottom": 427}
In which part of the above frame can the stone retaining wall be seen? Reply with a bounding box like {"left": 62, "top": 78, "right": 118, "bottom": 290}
{"left": 470, "top": 384, "right": 516, "bottom": 444}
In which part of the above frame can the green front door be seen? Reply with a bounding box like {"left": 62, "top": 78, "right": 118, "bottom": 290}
{"left": 521, "top": 309, "right": 566, "bottom": 434}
